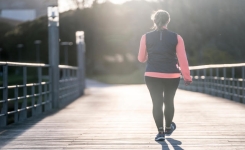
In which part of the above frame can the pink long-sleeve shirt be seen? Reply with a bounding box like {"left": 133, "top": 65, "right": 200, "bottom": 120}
{"left": 138, "top": 33, "right": 192, "bottom": 82}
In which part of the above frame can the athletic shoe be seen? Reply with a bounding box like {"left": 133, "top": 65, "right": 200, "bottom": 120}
{"left": 155, "top": 133, "right": 165, "bottom": 141}
{"left": 165, "top": 122, "right": 176, "bottom": 136}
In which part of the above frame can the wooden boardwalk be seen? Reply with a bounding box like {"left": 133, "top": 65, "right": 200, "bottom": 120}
{"left": 1, "top": 79, "right": 245, "bottom": 150}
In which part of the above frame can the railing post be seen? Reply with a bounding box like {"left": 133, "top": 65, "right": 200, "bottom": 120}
{"left": 48, "top": 6, "right": 60, "bottom": 109}
{"left": 242, "top": 66, "right": 245, "bottom": 103}
{"left": 14, "top": 86, "right": 18, "bottom": 123}
{"left": 188, "top": 71, "right": 192, "bottom": 90}
{"left": 190, "top": 70, "right": 196, "bottom": 91}
{"left": 210, "top": 68, "right": 213, "bottom": 95}
{"left": 0, "top": 65, "right": 8, "bottom": 127}
{"left": 76, "top": 31, "right": 86, "bottom": 96}
{"left": 37, "top": 67, "right": 42, "bottom": 114}
{"left": 66, "top": 69, "right": 72, "bottom": 102}
{"left": 237, "top": 79, "right": 240, "bottom": 103}
{"left": 31, "top": 83, "right": 36, "bottom": 116}
{"left": 232, "top": 67, "right": 236, "bottom": 101}
{"left": 216, "top": 68, "right": 220, "bottom": 97}
{"left": 228, "top": 78, "right": 232, "bottom": 100}
{"left": 48, "top": 67, "right": 53, "bottom": 109}
{"left": 19, "top": 66, "right": 27, "bottom": 121}
{"left": 203, "top": 69, "right": 207, "bottom": 93}
{"left": 65, "top": 69, "right": 68, "bottom": 102}
{"left": 44, "top": 83, "right": 50, "bottom": 111}
{"left": 196, "top": 69, "right": 201, "bottom": 92}
{"left": 194, "top": 69, "right": 199, "bottom": 92}
{"left": 223, "top": 67, "right": 227, "bottom": 99}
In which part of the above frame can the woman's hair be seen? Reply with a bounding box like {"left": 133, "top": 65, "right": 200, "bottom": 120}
{"left": 151, "top": 10, "right": 170, "bottom": 30}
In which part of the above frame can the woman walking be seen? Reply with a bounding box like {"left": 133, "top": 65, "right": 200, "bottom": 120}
{"left": 138, "top": 10, "right": 192, "bottom": 141}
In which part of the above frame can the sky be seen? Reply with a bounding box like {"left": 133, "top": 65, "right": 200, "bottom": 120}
{"left": 58, "top": 0, "right": 132, "bottom": 12}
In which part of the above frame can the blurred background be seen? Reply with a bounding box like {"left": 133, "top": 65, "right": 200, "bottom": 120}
{"left": 0, "top": 0, "right": 245, "bottom": 84}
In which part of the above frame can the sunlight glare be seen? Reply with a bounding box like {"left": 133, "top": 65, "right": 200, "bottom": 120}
{"left": 58, "top": 0, "right": 135, "bottom": 12}
{"left": 109, "top": 0, "right": 130, "bottom": 4}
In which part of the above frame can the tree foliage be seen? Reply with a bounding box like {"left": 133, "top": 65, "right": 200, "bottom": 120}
{"left": 0, "top": 21, "right": 14, "bottom": 60}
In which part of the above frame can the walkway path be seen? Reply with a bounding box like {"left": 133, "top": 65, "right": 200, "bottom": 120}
{"left": 0, "top": 79, "right": 245, "bottom": 150}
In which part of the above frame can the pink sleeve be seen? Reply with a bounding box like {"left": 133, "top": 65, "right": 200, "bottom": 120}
{"left": 176, "top": 35, "right": 192, "bottom": 81}
{"left": 138, "top": 34, "right": 148, "bottom": 63}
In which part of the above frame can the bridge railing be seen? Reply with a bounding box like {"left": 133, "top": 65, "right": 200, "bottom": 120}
{"left": 0, "top": 62, "right": 52, "bottom": 126}
{"left": 179, "top": 63, "right": 245, "bottom": 104}
{"left": 0, "top": 61, "right": 85, "bottom": 127}
{"left": 59, "top": 65, "right": 80, "bottom": 106}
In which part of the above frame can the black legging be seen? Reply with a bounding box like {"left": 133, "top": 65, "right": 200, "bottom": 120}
{"left": 144, "top": 76, "right": 180, "bottom": 131}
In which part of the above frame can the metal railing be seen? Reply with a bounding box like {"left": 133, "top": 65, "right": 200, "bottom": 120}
{"left": 0, "top": 61, "right": 85, "bottom": 127}
{"left": 179, "top": 63, "right": 245, "bottom": 103}
{"left": 59, "top": 65, "right": 80, "bottom": 105}
{"left": 0, "top": 62, "right": 52, "bottom": 126}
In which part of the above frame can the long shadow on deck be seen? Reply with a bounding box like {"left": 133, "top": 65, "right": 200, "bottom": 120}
{"left": 0, "top": 109, "right": 60, "bottom": 148}
{"left": 0, "top": 79, "right": 115, "bottom": 149}
{"left": 157, "top": 138, "right": 183, "bottom": 150}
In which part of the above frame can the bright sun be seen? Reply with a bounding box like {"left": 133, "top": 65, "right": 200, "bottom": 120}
{"left": 109, "top": 0, "right": 130, "bottom": 4}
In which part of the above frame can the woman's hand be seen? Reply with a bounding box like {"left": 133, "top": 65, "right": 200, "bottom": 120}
{"left": 184, "top": 80, "right": 192, "bottom": 86}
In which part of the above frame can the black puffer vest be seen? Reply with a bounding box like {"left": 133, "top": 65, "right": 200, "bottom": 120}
{"left": 145, "top": 29, "right": 180, "bottom": 73}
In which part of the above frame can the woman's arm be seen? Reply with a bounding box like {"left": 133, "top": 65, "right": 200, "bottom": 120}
{"left": 176, "top": 35, "right": 192, "bottom": 82}
{"left": 138, "top": 34, "right": 148, "bottom": 63}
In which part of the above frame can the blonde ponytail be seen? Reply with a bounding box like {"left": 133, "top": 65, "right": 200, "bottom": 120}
{"left": 151, "top": 10, "right": 170, "bottom": 30}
